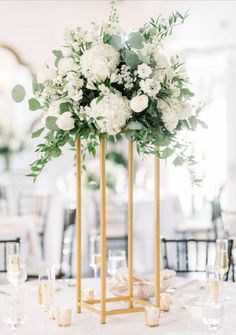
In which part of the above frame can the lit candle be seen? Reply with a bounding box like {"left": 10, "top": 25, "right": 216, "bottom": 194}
{"left": 207, "top": 279, "right": 220, "bottom": 302}
{"left": 57, "top": 307, "right": 72, "bottom": 327}
{"left": 160, "top": 293, "right": 170, "bottom": 312}
{"left": 41, "top": 280, "right": 53, "bottom": 309}
{"left": 144, "top": 306, "right": 160, "bottom": 327}
{"left": 82, "top": 288, "right": 95, "bottom": 301}
{"left": 8, "top": 254, "right": 20, "bottom": 272}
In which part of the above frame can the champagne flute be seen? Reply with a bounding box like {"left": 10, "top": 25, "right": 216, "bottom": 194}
{"left": 215, "top": 240, "right": 229, "bottom": 281}
{"left": 202, "top": 301, "right": 224, "bottom": 334}
{"left": 89, "top": 235, "right": 101, "bottom": 280}
{"left": 206, "top": 265, "right": 220, "bottom": 303}
{"left": 107, "top": 250, "right": 127, "bottom": 276}
{"left": 7, "top": 242, "right": 27, "bottom": 290}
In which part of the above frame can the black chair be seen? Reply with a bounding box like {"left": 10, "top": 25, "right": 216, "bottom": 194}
{"left": 58, "top": 206, "right": 76, "bottom": 278}
{"left": 17, "top": 192, "right": 51, "bottom": 258}
{"left": 0, "top": 238, "right": 21, "bottom": 273}
{"left": 161, "top": 238, "right": 234, "bottom": 281}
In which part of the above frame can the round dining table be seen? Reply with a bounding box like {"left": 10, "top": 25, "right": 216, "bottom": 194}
{"left": 0, "top": 276, "right": 236, "bottom": 334}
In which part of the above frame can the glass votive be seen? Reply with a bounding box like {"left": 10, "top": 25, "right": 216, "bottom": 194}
{"left": 82, "top": 288, "right": 95, "bottom": 301}
{"left": 57, "top": 307, "right": 72, "bottom": 327}
{"left": 144, "top": 306, "right": 160, "bottom": 327}
{"left": 207, "top": 278, "right": 220, "bottom": 302}
{"left": 160, "top": 293, "right": 170, "bottom": 312}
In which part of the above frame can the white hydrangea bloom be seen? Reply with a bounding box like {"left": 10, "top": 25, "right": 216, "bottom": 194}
{"left": 89, "top": 91, "right": 131, "bottom": 135}
{"left": 80, "top": 43, "right": 120, "bottom": 82}
{"left": 140, "top": 78, "right": 161, "bottom": 97}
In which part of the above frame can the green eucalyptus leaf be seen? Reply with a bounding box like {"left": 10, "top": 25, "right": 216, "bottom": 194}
{"left": 154, "top": 131, "right": 171, "bottom": 146}
{"left": 51, "top": 147, "right": 62, "bottom": 157}
{"left": 124, "top": 51, "right": 140, "bottom": 69}
{"left": 45, "top": 116, "right": 59, "bottom": 131}
{"left": 162, "top": 147, "right": 174, "bottom": 158}
{"left": 126, "top": 121, "right": 143, "bottom": 130}
{"left": 128, "top": 32, "right": 144, "bottom": 49}
{"left": 12, "top": 85, "right": 26, "bottom": 103}
{"left": 197, "top": 119, "right": 208, "bottom": 129}
{"left": 53, "top": 50, "right": 63, "bottom": 67}
{"left": 28, "top": 98, "right": 41, "bottom": 111}
{"left": 60, "top": 102, "right": 71, "bottom": 113}
{"left": 32, "top": 127, "right": 44, "bottom": 138}
{"left": 108, "top": 35, "right": 123, "bottom": 50}
{"left": 173, "top": 155, "right": 185, "bottom": 166}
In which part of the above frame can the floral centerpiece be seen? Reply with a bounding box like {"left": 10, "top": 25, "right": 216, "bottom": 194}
{"left": 12, "top": 1, "right": 205, "bottom": 180}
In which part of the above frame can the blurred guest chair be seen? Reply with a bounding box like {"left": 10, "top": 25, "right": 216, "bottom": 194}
{"left": 17, "top": 192, "right": 51, "bottom": 258}
{"left": 161, "top": 238, "right": 234, "bottom": 281}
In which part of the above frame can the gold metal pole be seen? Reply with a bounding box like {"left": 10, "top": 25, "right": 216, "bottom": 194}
{"left": 154, "top": 153, "right": 161, "bottom": 307}
{"left": 100, "top": 135, "right": 107, "bottom": 324}
{"left": 76, "top": 138, "right": 82, "bottom": 313}
{"left": 128, "top": 140, "right": 134, "bottom": 308}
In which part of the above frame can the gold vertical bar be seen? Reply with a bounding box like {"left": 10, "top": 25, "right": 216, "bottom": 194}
{"left": 128, "top": 140, "right": 134, "bottom": 308}
{"left": 76, "top": 138, "right": 82, "bottom": 313}
{"left": 100, "top": 135, "right": 106, "bottom": 324}
{"left": 154, "top": 153, "right": 161, "bottom": 307}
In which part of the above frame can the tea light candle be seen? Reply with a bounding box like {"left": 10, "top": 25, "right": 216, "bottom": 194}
{"left": 8, "top": 254, "right": 20, "bottom": 272}
{"left": 160, "top": 293, "right": 170, "bottom": 312}
{"left": 144, "top": 306, "right": 160, "bottom": 327}
{"left": 82, "top": 288, "right": 95, "bottom": 301}
{"left": 207, "top": 279, "right": 220, "bottom": 302}
{"left": 57, "top": 307, "right": 72, "bottom": 327}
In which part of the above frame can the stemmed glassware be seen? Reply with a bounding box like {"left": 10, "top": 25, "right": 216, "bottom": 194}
{"left": 7, "top": 242, "right": 27, "bottom": 290}
{"left": 89, "top": 235, "right": 101, "bottom": 280}
{"left": 107, "top": 250, "right": 127, "bottom": 276}
{"left": 202, "top": 301, "right": 224, "bottom": 334}
{"left": 215, "top": 239, "right": 230, "bottom": 300}
{"left": 3, "top": 294, "right": 25, "bottom": 334}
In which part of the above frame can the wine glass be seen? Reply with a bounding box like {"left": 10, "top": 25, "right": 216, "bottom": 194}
{"left": 206, "top": 265, "right": 220, "bottom": 302}
{"left": 215, "top": 240, "right": 229, "bottom": 281}
{"left": 89, "top": 235, "right": 101, "bottom": 280}
{"left": 107, "top": 250, "right": 127, "bottom": 276}
{"left": 202, "top": 301, "right": 224, "bottom": 334}
{"left": 3, "top": 294, "right": 25, "bottom": 334}
{"left": 7, "top": 242, "right": 27, "bottom": 289}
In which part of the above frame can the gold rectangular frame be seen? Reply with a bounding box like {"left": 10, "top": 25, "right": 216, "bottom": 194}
{"left": 75, "top": 136, "right": 160, "bottom": 323}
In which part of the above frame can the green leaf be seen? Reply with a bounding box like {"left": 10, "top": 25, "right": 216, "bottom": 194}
{"left": 32, "top": 127, "right": 44, "bottom": 138}
{"left": 45, "top": 116, "right": 59, "bottom": 131}
{"left": 197, "top": 119, "right": 208, "bottom": 129}
{"left": 126, "top": 121, "right": 143, "bottom": 130}
{"left": 128, "top": 32, "right": 144, "bottom": 49}
{"left": 189, "top": 116, "right": 198, "bottom": 130}
{"left": 124, "top": 51, "right": 140, "bottom": 69}
{"left": 154, "top": 130, "right": 171, "bottom": 146}
{"left": 12, "top": 85, "right": 26, "bottom": 103}
{"left": 53, "top": 50, "right": 63, "bottom": 67}
{"left": 28, "top": 98, "right": 41, "bottom": 111}
{"left": 108, "top": 35, "right": 123, "bottom": 50}
{"left": 51, "top": 147, "right": 62, "bottom": 157}
{"left": 60, "top": 102, "right": 71, "bottom": 113}
{"left": 173, "top": 156, "right": 185, "bottom": 166}
{"left": 162, "top": 147, "right": 174, "bottom": 158}
{"left": 32, "top": 75, "right": 43, "bottom": 94}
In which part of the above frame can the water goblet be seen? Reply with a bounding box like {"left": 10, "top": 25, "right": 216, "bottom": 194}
{"left": 202, "top": 301, "right": 224, "bottom": 334}
{"left": 107, "top": 249, "right": 127, "bottom": 276}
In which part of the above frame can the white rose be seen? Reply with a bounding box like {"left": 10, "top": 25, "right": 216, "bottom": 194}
{"left": 137, "top": 63, "right": 152, "bottom": 79}
{"left": 176, "top": 103, "right": 192, "bottom": 120}
{"left": 130, "top": 95, "right": 149, "bottom": 113}
{"left": 37, "top": 67, "right": 57, "bottom": 84}
{"left": 58, "top": 58, "right": 78, "bottom": 76}
{"left": 56, "top": 112, "right": 75, "bottom": 131}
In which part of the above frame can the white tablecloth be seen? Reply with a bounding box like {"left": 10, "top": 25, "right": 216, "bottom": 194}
{"left": 0, "top": 277, "right": 235, "bottom": 335}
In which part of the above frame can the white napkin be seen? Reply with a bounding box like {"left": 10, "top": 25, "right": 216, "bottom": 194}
{"left": 108, "top": 268, "right": 176, "bottom": 299}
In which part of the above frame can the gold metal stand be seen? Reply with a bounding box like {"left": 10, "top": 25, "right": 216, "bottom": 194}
{"left": 76, "top": 137, "right": 161, "bottom": 323}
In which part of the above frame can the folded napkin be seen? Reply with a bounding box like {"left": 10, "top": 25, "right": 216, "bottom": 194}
{"left": 108, "top": 268, "right": 176, "bottom": 299}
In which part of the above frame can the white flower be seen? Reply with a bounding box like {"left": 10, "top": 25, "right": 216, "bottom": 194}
{"left": 56, "top": 112, "right": 75, "bottom": 131}
{"left": 140, "top": 78, "right": 161, "bottom": 97}
{"left": 58, "top": 58, "right": 78, "bottom": 76}
{"left": 130, "top": 95, "right": 148, "bottom": 113}
{"left": 98, "top": 84, "right": 110, "bottom": 96}
{"left": 37, "top": 66, "right": 57, "bottom": 84}
{"left": 89, "top": 91, "right": 131, "bottom": 135}
{"left": 68, "top": 88, "right": 83, "bottom": 101}
{"left": 80, "top": 43, "right": 120, "bottom": 82}
{"left": 137, "top": 63, "right": 152, "bottom": 79}
{"left": 47, "top": 101, "right": 61, "bottom": 117}
{"left": 176, "top": 102, "right": 192, "bottom": 120}
{"left": 154, "top": 52, "right": 174, "bottom": 81}
{"left": 161, "top": 110, "right": 179, "bottom": 132}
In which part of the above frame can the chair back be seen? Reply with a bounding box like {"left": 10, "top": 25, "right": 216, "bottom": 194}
{"left": 161, "top": 238, "right": 234, "bottom": 281}
{"left": 0, "top": 238, "right": 21, "bottom": 273}
{"left": 0, "top": 184, "right": 9, "bottom": 214}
